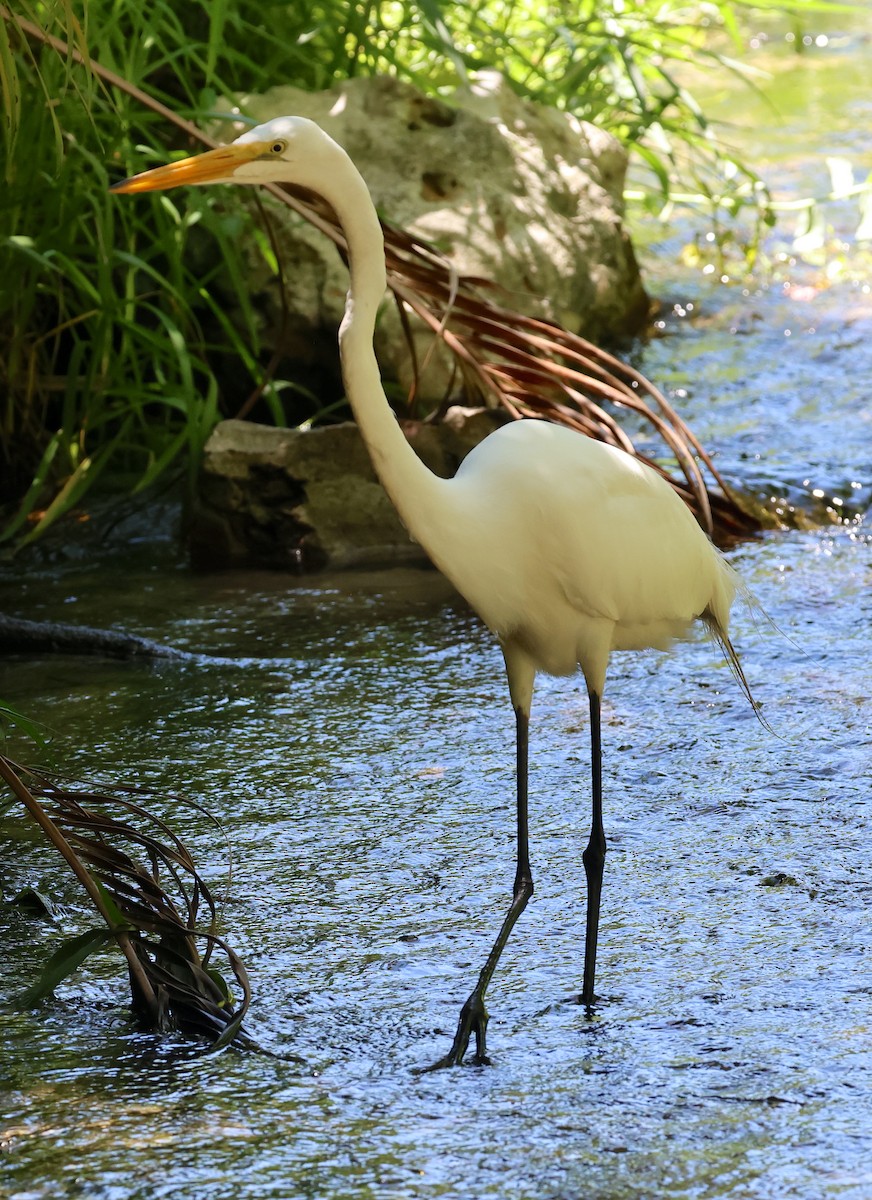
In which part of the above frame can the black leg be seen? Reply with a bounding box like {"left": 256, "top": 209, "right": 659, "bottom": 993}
{"left": 420, "top": 705, "right": 534, "bottom": 1071}
{"left": 581, "top": 689, "right": 606, "bottom": 1009}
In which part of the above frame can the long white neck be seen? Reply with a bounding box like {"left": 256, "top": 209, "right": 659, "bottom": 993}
{"left": 317, "top": 150, "right": 451, "bottom": 547}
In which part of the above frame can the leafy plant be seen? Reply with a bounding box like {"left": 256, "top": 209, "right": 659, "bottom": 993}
{"left": 0, "top": 3, "right": 277, "bottom": 543}
{"left": 1, "top": 755, "right": 263, "bottom": 1050}
{"left": 0, "top": 699, "right": 50, "bottom": 753}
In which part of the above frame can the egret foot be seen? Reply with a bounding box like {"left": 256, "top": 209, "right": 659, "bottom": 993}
{"left": 418, "top": 994, "right": 491, "bottom": 1071}
{"left": 561, "top": 990, "right": 598, "bottom": 1010}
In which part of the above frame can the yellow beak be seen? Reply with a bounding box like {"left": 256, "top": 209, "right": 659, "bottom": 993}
{"left": 110, "top": 141, "right": 267, "bottom": 194}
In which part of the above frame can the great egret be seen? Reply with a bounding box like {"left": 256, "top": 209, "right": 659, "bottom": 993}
{"left": 112, "top": 116, "right": 752, "bottom": 1069}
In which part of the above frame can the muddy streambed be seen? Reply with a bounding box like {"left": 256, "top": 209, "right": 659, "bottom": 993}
{"left": 2, "top": 27, "right": 871, "bottom": 1200}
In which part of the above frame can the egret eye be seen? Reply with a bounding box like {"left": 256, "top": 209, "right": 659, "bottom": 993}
{"left": 270, "top": 140, "right": 286, "bottom": 155}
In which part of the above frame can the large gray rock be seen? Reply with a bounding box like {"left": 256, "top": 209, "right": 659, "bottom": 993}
{"left": 191, "top": 409, "right": 505, "bottom": 571}
{"left": 214, "top": 75, "right": 647, "bottom": 402}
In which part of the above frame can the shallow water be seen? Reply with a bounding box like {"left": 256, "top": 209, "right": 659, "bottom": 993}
{"left": 1, "top": 527, "right": 869, "bottom": 1200}
{"left": 2, "top": 18, "right": 871, "bottom": 1200}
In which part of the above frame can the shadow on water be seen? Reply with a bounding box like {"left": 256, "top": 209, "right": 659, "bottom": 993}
{"left": 2, "top": 25, "right": 872, "bottom": 1200}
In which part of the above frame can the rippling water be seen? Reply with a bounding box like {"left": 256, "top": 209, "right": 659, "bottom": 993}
{"left": 2, "top": 19, "right": 871, "bottom": 1200}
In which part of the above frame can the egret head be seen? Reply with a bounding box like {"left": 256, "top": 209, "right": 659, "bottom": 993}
{"left": 110, "top": 115, "right": 337, "bottom": 196}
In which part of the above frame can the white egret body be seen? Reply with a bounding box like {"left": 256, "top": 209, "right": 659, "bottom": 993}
{"left": 112, "top": 117, "right": 744, "bottom": 1068}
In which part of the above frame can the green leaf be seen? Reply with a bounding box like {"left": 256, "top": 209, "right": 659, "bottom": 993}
{"left": 204, "top": 966, "right": 233, "bottom": 1006}
{"left": 90, "top": 876, "right": 134, "bottom": 931}
{"left": 0, "top": 701, "right": 52, "bottom": 750}
{"left": 0, "top": 12, "right": 22, "bottom": 181}
{"left": 16, "top": 929, "right": 112, "bottom": 1006}
{"left": 208, "top": 1008, "right": 245, "bottom": 1054}
{"left": 131, "top": 428, "right": 188, "bottom": 494}
{"left": 12, "top": 437, "right": 121, "bottom": 549}
{"left": 416, "top": 0, "right": 470, "bottom": 84}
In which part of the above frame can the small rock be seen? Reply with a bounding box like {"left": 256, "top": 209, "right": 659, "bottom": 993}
{"left": 191, "top": 408, "right": 506, "bottom": 571}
